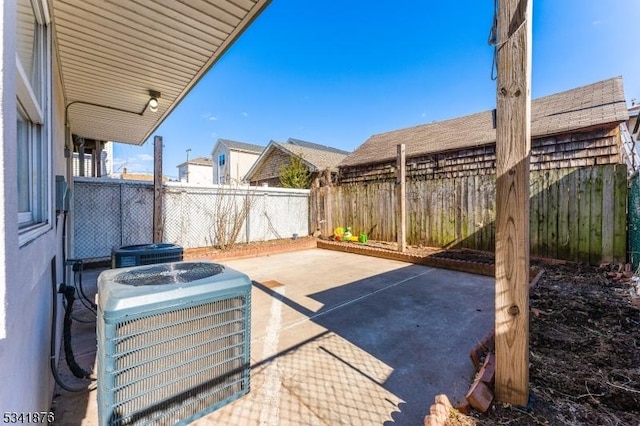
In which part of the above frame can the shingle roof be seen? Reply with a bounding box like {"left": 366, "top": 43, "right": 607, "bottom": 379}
{"left": 275, "top": 139, "right": 349, "bottom": 172}
{"left": 220, "top": 139, "right": 264, "bottom": 154}
{"left": 286, "top": 138, "right": 350, "bottom": 155}
{"left": 189, "top": 156, "right": 213, "bottom": 166}
{"left": 177, "top": 156, "right": 212, "bottom": 167}
{"left": 340, "top": 77, "right": 629, "bottom": 167}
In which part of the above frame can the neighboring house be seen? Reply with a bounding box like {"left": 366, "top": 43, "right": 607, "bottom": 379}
{"left": 211, "top": 139, "right": 264, "bottom": 185}
{"left": 339, "top": 77, "right": 632, "bottom": 182}
{"left": 177, "top": 156, "right": 213, "bottom": 185}
{"left": 0, "top": 0, "right": 269, "bottom": 415}
{"left": 245, "top": 138, "right": 350, "bottom": 187}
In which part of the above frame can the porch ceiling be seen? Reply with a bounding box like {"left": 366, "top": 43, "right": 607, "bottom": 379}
{"left": 51, "top": 0, "right": 270, "bottom": 145}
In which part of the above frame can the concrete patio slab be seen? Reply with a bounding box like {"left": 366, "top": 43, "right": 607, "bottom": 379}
{"left": 51, "top": 248, "right": 494, "bottom": 425}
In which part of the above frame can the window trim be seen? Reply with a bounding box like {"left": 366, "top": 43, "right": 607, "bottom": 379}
{"left": 16, "top": 0, "right": 53, "bottom": 246}
{"left": 16, "top": 57, "right": 44, "bottom": 124}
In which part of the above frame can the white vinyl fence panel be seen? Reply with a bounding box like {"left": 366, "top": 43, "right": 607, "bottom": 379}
{"left": 73, "top": 177, "right": 309, "bottom": 260}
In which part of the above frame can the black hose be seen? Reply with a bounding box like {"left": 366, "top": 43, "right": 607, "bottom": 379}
{"left": 61, "top": 285, "right": 92, "bottom": 379}
{"left": 73, "top": 270, "right": 96, "bottom": 314}
{"left": 50, "top": 256, "right": 92, "bottom": 392}
{"left": 74, "top": 265, "right": 97, "bottom": 311}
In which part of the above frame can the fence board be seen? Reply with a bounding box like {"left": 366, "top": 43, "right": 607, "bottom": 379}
{"left": 458, "top": 178, "right": 468, "bottom": 245}
{"left": 577, "top": 168, "right": 591, "bottom": 263}
{"left": 556, "top": 170, "right": 571, "bottom": 259}
{"left": 567, "top": 168, "right": 579, "bottom": 260}
{"left": 478, "top": 177, "right": 488, "bottom": 251}
{"left": 529, "top": 174, "right": 540, "bottom": 257}
{"left": 444, "top": 178, "right": 455, "bottom": 246}
{"left": 471, "top": 175, "right": 480, "bottom": 250}
{"left": 589, "top": 166, "right": 604, "bottom": 264}
{"left": 613, "top": 165, "right": 627, "bottom": 262}
{"left": 548, "top": 169, "right": 559, "bottom": 259}
{"left": 463, "top": 177, "right": 474, "bottom": 249}
{"left": 488, "top": 177, "right": 497, "bottom": 251}
{"left": 601, "top": 166, "right": 614, "bottom": 261}
{"left": 539, "top": 172, "right": 549, "bottom": 257}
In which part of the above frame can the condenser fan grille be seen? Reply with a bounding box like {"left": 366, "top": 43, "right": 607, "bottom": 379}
{"left": 101, "top": 297, "right": 250, "bottom": 425}
{"left": 114, "top": 263, "right": 224, "bottom": 286}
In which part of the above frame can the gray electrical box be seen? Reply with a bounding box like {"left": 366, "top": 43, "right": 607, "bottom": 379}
{"left": 55, "top": 175, "right": 70, "bottom": 212}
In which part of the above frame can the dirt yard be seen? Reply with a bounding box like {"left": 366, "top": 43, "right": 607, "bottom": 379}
{"left": 479, "top": 261, "right": 639, "bottom": 425}
{"left": 412, "top": 248, "right": 640, "bottom": 425}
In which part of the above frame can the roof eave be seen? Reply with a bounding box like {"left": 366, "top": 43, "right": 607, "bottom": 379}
{"left": 54, "top": 0, "right": 272, "bottom": 145}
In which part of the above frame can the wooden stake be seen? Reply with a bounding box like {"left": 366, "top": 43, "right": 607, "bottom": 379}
{"left": 153, "top": 136, "right": 163, "bottom": 243}
{"left": 397, "top": 144, "right": 406, "bottom": 252}
{"left": 495, "top": 0, "right": 532, "bottom": 406}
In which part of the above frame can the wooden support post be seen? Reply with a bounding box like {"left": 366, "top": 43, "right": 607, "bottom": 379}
{"left": 153, "top": 136, "right": 163, "bottom": 243}
{"left": 397, "top": 144, "right": 406, "bottom": 252}
{"left": 93, "top": 140, "right": 103, "bottom": 177}
{"left": 78, "top": 143, "right": 85, "bottom": 177}
{"left": 494, "top": 0, "right": 532, "bottom": 406}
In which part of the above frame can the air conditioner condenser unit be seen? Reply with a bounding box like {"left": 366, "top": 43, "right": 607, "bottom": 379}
{"left": 97, "top": 261, "right": 251, "bottom": 425}
{"left": 111, "top": 243, "right": 183, "bottom": 268}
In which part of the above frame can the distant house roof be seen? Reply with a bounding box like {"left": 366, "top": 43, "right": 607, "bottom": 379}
{"left": 244, "top": 138, "right": 350, "bottom": 182}
{"left": 275, "top": 138, "right": 349, "bottom": 172}
{"left": 218, "top": 139, "right": 264, "bottom": 154}
{"left": 341, "top": 77, "right": 629, "bottom": 167}
{"left": 177, "top": 156, "right": 212, "bottom": 168}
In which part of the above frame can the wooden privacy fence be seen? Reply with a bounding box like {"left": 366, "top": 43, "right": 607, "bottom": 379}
{"left": 310, "top": 164, "right": 627, "bottom": 265}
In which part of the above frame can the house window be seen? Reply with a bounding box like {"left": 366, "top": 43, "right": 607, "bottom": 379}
{"left": 218, "top": 154, "right": 225, "bottom": 166}
{"left": 16, "top": 0, "right": 51, "bottom": 241}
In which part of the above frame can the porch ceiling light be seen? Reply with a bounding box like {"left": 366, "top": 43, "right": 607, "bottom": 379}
{"left": 148, "top": 90, "right": 161, "bottom": 113}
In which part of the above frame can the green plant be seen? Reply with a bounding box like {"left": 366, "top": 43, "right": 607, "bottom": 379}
{"left": 279, "top": 155, "right": 312, "bottom": 189}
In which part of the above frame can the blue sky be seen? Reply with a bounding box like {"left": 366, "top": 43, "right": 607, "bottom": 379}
{"left": 113, "top": 0, "right": 640, "bottom": 179}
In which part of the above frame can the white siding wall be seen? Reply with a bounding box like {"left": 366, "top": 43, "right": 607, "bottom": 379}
{"left": 0, "top": 2, "right": 67, "bottom": 414}
{"left": 231, "top": 150, "right": 260, "bottom": 184}
{"left": 186, "top": 163, "right": 213, "bottom": 185}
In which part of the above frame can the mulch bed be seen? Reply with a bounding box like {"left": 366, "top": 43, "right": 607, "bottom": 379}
{"left": 474, "top": 261, "right": 640, "bottom": 425}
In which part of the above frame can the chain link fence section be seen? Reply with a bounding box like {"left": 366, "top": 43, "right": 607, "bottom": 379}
{"left": 73, "top": 178, "right": 154, "bottom": 260}
{"left": 162, "top": 184, "right": 309, "bottom": 250}
{"left": 73, "top": 178, "right": 310, "bottom": 261}
{"left": 629, "top": 172, "right": 640, "bottom": 269}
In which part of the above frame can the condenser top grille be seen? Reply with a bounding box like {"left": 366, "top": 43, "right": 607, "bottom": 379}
{"left": 113, "top": 262, "right": 225, "bottom": 287}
